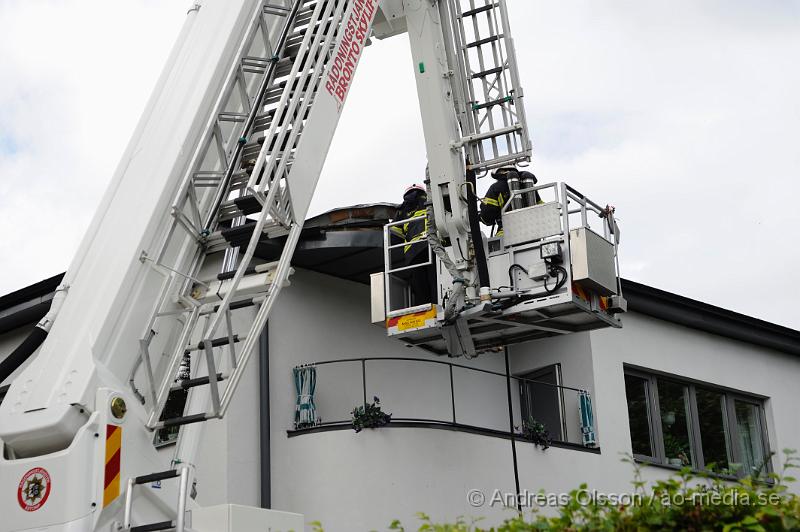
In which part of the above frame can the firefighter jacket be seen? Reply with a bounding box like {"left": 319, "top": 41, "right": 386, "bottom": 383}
{"left": 392, "top": 192, "right": 429, "bottom": 264}
{"left": 480, "top": 179, "right": 509, "bottom": 229}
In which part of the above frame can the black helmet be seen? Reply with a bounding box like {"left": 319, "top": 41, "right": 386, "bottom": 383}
{"left": 491, "top": 167, "right": 518, "bottom": 180}
{"left": 519, "top": 171, "right": 537, "bottom": 184}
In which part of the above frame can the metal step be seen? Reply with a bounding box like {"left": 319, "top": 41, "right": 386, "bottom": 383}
{"left": 458, "top": 123, "right": 523, "bottom": 147}
{"left": 461, "top": 3, "right": 498, "bottom": 17}
{"left": 157, "top": 413, "right": 209, "bottom": 429}
{"left": 232, "top": 194, "right": 264, "bottom": 216}
{"left": 134, "top": 470, "right": 180, "bottom": 486}
{"left": 170, "top": 373, "right": 225, "bottom": 393}
{"left": 472, "top": 95, "right": 512, "bottom": 110}
{"left": 130, "top": 521, "right": 175, "bottom": 532}
{"left": 203, "top": 219, "right": 287, "bottom": 254}
{"left": 471, "top": 66, "right": 503, "bottom": 79}
{"left": 465, "top": 34, "right": 502, "bottom": 49}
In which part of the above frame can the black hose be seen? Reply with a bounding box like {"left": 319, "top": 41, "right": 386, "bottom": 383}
{"left": 465, "top": 161, "right": 490, "bottom": 289}
{"left": 544, "top": 264, "right": 568, "bottom": 294}
{"left": 0, "top": 326, "right": 48, "bottom": 384}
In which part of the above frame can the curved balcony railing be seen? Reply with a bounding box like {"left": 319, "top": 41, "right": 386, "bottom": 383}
{"left": 289, "top": 356, "right": 598, "bottom": 450}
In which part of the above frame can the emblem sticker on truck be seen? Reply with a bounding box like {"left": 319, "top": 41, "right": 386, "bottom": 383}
{"left": 17, "top": 467, "right": 51, "bottom": 512}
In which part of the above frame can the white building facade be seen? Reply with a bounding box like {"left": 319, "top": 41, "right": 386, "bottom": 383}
{"left": 1, "top": 206, "right": 799, "bottom": 531}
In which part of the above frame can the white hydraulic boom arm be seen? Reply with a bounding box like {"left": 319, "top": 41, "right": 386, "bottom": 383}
{"left": 0, "top": 0, "right": 540, "bottom": 530}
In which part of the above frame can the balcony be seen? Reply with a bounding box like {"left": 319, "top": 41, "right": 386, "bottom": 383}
{"left": 288, "top": 356, "right": 598, "bottom": 452}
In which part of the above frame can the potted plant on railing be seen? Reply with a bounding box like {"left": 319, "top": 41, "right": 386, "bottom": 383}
{"left": 351, "top": 396, "right": 392, "bottom": 433}
{"left": 521, "top": 417, "right": 552, "bottom": 450}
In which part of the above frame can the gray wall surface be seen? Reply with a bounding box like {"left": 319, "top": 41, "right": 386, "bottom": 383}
{"left": 1, "top": 268, "right": 798, "bottom": 531}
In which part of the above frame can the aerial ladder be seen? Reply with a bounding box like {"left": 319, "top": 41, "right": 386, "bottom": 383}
{"left": 0, "top": 0, "right": 624, "bottom": 530}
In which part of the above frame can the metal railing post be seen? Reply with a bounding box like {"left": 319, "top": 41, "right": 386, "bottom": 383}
{"left": 361, "top": 359, "right": 367, "bottom": 408}
{"left": 176, "top": 466, "right": 190, "bottom": 532}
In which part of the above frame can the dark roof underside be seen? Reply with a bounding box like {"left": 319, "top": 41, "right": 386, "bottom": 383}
{"left": 1, "top": 205, "right": 798, "bottom": 355}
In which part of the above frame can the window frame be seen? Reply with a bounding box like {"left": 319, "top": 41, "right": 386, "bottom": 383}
{"left": 623, "top": 366, "right": 772, "bottom": 478}
{"left": 518, "top": 363, "right": 568, "bottom": 443}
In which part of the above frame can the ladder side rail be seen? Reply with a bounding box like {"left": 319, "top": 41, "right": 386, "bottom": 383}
{"left": 263, "top": 0, "right": 345, "bottom": 216}
{"left": 212, "top": 0, "right": 381, "bottom": 420}
{"left": 446, "top": 0, "right": 476, "bottom": 160}
{"left": 468, "top": 1, "right": 503, "bottom": 161}
{"left": 496, "top": 0, "right": 531, "bottom": 158}
{"left": 138, "top": 1, "right": 301, "bottom": 416}
{"left": 202, "top": 0, "right": 307, "bottom": 232}
{"left": 484, "top": 4, "right": 515, "bottom": 156}
{"left": 255, "top": 0, "right": 335, "bottom": 199}
{"left": 270, "top": 0, "right": 350, "bottom": 223}
{"left": 246, "top": 0, "right": 332, "bottom": 193}
{"left": 204, "top": 0, "right": 336, "bottom": 343}
{"left": 152, "top": 0, "right": 279, "bottom": 264}
{"left": 452, "top": 0, "right": 487, "bottom": 165}
{"left": 147, "top": 306, "right": 202, "bottom": 427}
{"left": 196, "top": 1, "right": 345, "bottom": 420}
{"left": 439, "top": 0, "right": 476, "bottom": 152}
{"left": 218, "top": 224, "right": 303, "bottom": 415}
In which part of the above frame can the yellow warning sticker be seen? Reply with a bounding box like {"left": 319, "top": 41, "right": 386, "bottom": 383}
{"left": 396, "top": 308, "right": 436, "bottom": 331}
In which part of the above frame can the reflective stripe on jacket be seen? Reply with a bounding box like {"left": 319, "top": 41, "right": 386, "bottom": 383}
{"left": 480, "top": 180, "right": 509, "bottom": 228}
{"left": 402, "top": 208, "right": 428, "bottom": 254}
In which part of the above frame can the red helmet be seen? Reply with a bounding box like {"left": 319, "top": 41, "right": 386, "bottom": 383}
{"left": 404, "top": 184, "right": 426, "bottom": 196}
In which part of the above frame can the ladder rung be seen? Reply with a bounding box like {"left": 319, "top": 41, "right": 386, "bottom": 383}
{"left": 472, "top": 96, "right": 513, "bottom": 110}
{"left": 460, "top": 124, "right": 522, "bottom": 144}
{"left": 472, "top": 66, "right": 503, "bottom": 79}
{"left": 217, "top": 267, "right": 258, "bottom": 281}
{"left": 461, "top": 3, "right": 498, "bottom": 18}
{"left": 134, "top": 469, "right": 179, "bottom": 485}
{"left": 232, "top": 194, "right": 263, "bottom": 216}
{"left": 253, "top": 106, "right": 312, "bottom": 135}
{"left": 170, "top": 373, "right": 225, "bottom": 392}
{"left": 465, "top": 34, "right": 502, "bottom": 49}
{"left": 264, "top": 3, "right": 291, "bottom": 15}
{"left": 469, "top": 150, "right": 532, "bottom": 171}
{"left": 161, "top": 413, "right": 208, "bottom": 428}
{"left": 192, "top": 335, "right": 240, "bottom": 352}
{"left": 215, "top": 297, "right": 260, "bottom": 313}
{"left": 218, "top": 112, "right": 247, "bottom": 123}
{"left": 131, "top": 521, "right": 175, "bottom": 532}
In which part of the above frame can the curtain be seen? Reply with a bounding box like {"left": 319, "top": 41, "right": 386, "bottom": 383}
{"left": 579, "top": 391, "right": 596, "bottom": 447}
{"left": 293, "top": 366, "right": 317, "bottom": 428}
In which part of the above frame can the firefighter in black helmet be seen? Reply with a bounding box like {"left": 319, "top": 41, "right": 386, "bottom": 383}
{"left": 480, "top": 168, "right": 540, "bottom": 235}
{"left": 392, "top": 184, "right": 436, "bottom": 306}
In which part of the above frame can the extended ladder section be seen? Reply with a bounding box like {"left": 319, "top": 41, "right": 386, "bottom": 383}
{"left": 131, "top": 0, "right": 376, "bottom": 446}
{"left": 443, "top": 0, "right": 532, "bottom": 172}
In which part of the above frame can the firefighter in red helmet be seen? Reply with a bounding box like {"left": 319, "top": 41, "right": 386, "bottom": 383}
{"left": 392, "top": 184, "right": 436, "bottom": 306}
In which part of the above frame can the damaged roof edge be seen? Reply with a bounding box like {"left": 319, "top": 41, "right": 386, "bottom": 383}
{"left": 0, "top": 205, "right": 797, "bottom": 355}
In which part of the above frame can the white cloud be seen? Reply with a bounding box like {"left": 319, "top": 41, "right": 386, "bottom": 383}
{"left": 0, "top": 1, "right": 798, "bottom": 329}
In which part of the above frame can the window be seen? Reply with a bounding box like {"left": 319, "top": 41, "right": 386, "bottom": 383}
{"left": 624, "top": 374, "right": 653, "bottom": 457}
{"left": 623, "top": 368, "right": 771, "bottom": 477}
{"left": 519, "top": 364, "right": 566, "bottom": 442}
{"left": 658, "top": 380, "right": 694, "bottom": 467}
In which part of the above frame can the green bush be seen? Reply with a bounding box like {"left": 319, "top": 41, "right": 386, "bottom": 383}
{"left": 314, "top": 450, "right": 800, "bottom": 531}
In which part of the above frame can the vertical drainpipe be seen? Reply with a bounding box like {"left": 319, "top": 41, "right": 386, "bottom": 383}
{"left": 504, "top": 347, "right": 522, "bottom": 512}
{"left": 259, "top": 324, "right": 271, "bottom": 509}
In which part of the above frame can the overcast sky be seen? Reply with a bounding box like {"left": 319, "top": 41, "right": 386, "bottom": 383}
{"left": 0, "top": 1, "right": 798, "bottom": 329}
